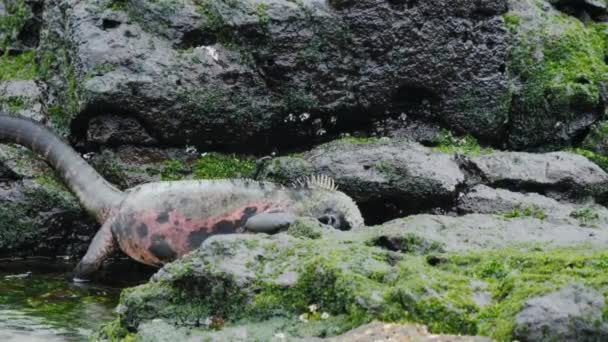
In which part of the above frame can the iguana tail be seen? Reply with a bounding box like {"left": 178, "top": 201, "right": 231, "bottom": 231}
{"left": 0, "top": 114, "right": 124, "bottom": 222}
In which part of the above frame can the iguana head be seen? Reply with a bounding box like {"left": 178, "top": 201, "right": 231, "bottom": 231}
{"left": 291, "top": 175, "right": 365, "bottom": 230}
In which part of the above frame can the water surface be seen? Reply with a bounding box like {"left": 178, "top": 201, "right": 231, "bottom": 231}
{"left": 0, "top": 259, "right": 151, "bottom": 341}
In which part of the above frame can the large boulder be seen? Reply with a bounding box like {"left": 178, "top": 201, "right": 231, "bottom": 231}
{"left": 133, "top": 319, "right": 491, "bottom": 341}
{"left": 105, "top": 216, "right": 608, "bottom": 341}
{"left": 513, "top": 284, "right": 608, "bottom": 341}
{"left": 375, "top": 213, "right": 608, "bottom": 252}
{"left": 458, "top": 185, "right": 608, "bottom": 227}
{"left": 0, "top": 145, "right": 96, "bottom": 258}
{"left": 261, "top": 138, "right": 466, "bottom": 222}
{"left": 36, "top": 0, "right": 510, "bottom": 150}
{"left": 465, "top": 151, "right": 608, "bottom": 203}
{"left": 505, "top": 0, "right": 608, "bottom": 150}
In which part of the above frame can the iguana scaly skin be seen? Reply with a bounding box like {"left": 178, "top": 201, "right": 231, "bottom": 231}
{"left": 0, "top": 115, "right": 364, "bottom": 281}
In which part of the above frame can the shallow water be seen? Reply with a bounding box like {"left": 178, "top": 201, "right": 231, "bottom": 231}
{"left": 0, "top": 260, "right": 151, "bottom": 341}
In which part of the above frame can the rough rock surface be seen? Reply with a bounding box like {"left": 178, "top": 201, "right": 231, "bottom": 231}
{"left": 263, "top": 138, "right": 465, "bottom": 222}
{"left": 506, "top": 0, "right": 608, "bottom": 150}
{"left": 135, "top": 319, "right": 491, "bottom": 342}
{"left": 37, "top": 0, "right": 510, "bottom": 149}
{"left": 458, "top": 185, "right": 608, "bottom": 227}
{"left": 262, "top": 138, "right": 608, "bottom": 221}
{"left": 467, "top": 151, "right": 608, "bottom": 203}
{"left": 513, "top": 284, "right": 608, "bottom": 341}
{"left": 106, "top": 216, "right": 608, "bottom": 341}
{"left": 0, "top": 145, "right": 96, "bottom": 258}
{"left": 0, "top": 80, "right": 46, "bottom": 121}
{"left": 375, "top": 213, "right": 608, "bottom": 252}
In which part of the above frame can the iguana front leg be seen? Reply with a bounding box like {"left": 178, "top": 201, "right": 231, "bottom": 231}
{"left": 72, "top": 219, "right": 117, "bottom": 282}
{"left": 245, "top": 209, "right": 296, "bottom": 233}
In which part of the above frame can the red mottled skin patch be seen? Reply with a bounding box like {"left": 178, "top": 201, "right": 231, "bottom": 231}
{"left": 115, "top": 201, "right": 279, "bottom": 266}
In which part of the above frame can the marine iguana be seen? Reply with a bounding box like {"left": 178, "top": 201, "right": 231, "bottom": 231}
{"left": 0, "top": 114, "right": 364, "bottom": 281}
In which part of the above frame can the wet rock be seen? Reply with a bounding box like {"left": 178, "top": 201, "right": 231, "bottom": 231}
{"left": 39, "top": 0, "right": 510, "bottom": 149}
{"left": 466, "top": 151, "right": 608, "bottom": 203}
{"left": 513, "top": 284, "right": 608, "bottom": 342}
{"left": 263, "top": 139, "right": 465, "bottom": 223}
{"left": 0, "top": 145, "right": 95, "bottom": 258}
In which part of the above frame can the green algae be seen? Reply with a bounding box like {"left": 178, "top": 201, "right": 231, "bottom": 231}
{"left": 583, "top": 121, "right": 608, "bottom": 151}
{"left": 155, "top": 153, "right": 256, "bottom": 182}
{"left": 510, "top": 15, "right": 607, "bottom": 113}
{"left": 193, "top": 153, "right": 256, "bottom": 179}
{"left": 432, "top": 129, "right": 492, "bottom": 155}
{"left": 0, "top": 178, "right": 80, "bottom": 251}
{"left": 570, "top": 207, "right": 600, "bottom": 226}
{"left": 109, "top": 227, "right": 608, "bottom": 341}
{"left": 287, "top": 218, "right": 324, "bottom": 239}
{"left": 502, "top": 204, "right": 546, "bottom": 220}
{"left": 160, "top": 159, "right": 188, "bottom": 181}
{"left": 0, "top": 0, "right": 28, "bottom": 51}
{"left": 0, "top": 270, "right": 121, "bottom": 341}
{"left": 571, "top": 148, "right": 608, "bottom": 171}
{"left": 0, "top": 51, "right": 37, "bottom": 81}
{"left": 506, "top": 6, "right": 608, "bottom": 148}
{"left": 0, "top": 95, "right": 26, "bottom": 113}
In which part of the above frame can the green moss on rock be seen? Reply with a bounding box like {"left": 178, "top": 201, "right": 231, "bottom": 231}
{"left": 0, "top": 177, "right": 80, "bottom": 251}
{"left": 0, "top": 51, "right": 37, "bottom": 81}
{"left": 507, "top": 6, "right": 608, "bottom": 149}
{"left": 571, "top": 148, "right": 608, "bottom": 171}
{"left": 0, "top": 0, "right": 29, "bottom": 51}
{"left": 161, "top": 159, "right": 188, "bottom": 181}
{"left": 108, "top": 221, "right": 608, "bottom": 341}
{"left": 432, "top": 129, "right": 492, "bottom": 155}
{"left": 193, "top": 153, "right": 256, "bottom": 180}
{"left": 502, "top": 204, "right": 546, "bottom": 220}
{"left": 262, "top": 156, "right": 313, "bottom": 185}
{"left": 287, "top": 218, "right": 324, "bottom": 239}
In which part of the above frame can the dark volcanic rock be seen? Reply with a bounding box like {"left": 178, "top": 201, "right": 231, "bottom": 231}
{"left": 86, "top": 115, "right": 157, "bottom": 146}
{"left": 458, "top": 185, "right": 608, "bottom": 227}
{"left": 466, "top": 151, "right": 608, "bottom": 203}
{"left": 0, "top": 144, "right": 95, "bottom": 258}
{"left": 548, "top": 0, "right": 608, "bottom": 19}
{"left": 111, "top": 216, "right": 608, "bottom": 341}
{"left": 39, "top": 0, "right": 510, "bottom": 150}
{"left": 513, "top": 284, "right": 608, "bottom": 342}
{"left": 376, "top": 213, "right": 608, "bottom": 252}
{"left": 0, "top": 80, "right": 46, "bottom": 122}
{"left": 262, "top": 138, "right": 465, "bottom": 222}
{"left": 583, "top": 121, "right": 608, "bottom": 156}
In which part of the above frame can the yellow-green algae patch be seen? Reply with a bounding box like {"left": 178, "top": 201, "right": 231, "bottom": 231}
{"left": 0, "top": 270, "right": 121, "bottom": 340}
{"left": 103, "top": 227, "right": 608, "bottom": 341}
